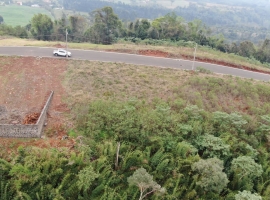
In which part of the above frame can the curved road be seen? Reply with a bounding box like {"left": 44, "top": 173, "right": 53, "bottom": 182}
{"left": 0, "top": 46, "right": 269, "bottom": 81}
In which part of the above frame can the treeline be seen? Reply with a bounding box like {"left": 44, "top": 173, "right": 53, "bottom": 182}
{"left": 1, "top": 6, "right": 270, "bottom": 64}
{"left": 0, "top": 15, "right": 3, "bottom": 24}
{"left": 62, "top": 0, "right": 270, "bottom": 42}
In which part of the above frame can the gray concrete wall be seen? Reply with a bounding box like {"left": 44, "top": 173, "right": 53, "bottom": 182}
{"left": 0, "top": 124, "right": 39, "bottom": 138}
{"left": 36, "top": 91, "right": 54, "bottom": 137}
{"left": 0, "top": 91, "right": 54, "bottom": 138}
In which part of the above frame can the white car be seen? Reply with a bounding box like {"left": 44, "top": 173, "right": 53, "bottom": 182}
{"left": 53, "top": 49, "right": 71, "bottom": 57}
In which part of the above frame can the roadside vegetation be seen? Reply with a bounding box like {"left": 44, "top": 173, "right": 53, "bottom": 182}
{"left": 1, "top": 59, "right": 270, "bottom": 199}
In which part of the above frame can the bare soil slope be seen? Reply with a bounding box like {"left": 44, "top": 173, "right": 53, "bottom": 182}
{"left": 0, "top": 56, "right": 72, "bottom": 150}
{"left": 0, "top": 56, "right": 68, "bottom": 123}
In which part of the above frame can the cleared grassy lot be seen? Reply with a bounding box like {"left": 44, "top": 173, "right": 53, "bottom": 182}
{"left": 0, "top": 5, "right": 52, "bottom": 26}
{"left": 64, "top": 60, "right": 270, "bottom": 116}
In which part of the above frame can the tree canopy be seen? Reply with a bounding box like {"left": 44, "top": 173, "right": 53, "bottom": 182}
{"left": 192, "top": 157, "right": 229, "bottom": 194}
{"left": 0, "top": 15, "right": 3, "bottom": 24}
{"left": 85, "top": 6, "right": 122, "bottom": 44}
{"left": 30, "top": 13, "right": 53, "bottom": 40}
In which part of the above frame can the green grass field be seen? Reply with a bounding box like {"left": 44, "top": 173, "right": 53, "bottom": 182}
{"left": 0, "top": 5, "right": 53, "bottom": 26}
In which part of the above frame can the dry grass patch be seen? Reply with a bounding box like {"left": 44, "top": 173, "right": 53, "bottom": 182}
{"left": 63, "top": 60, "right": 224, "bottom": 105}
{"left": 0, "top": 37, "right": 114, "bottom": 49}
{"left": 62, "top": 59, "right": 270, "bottom": 117}
{"left": 0, "top": 38, "right": 52, "bottom": 46}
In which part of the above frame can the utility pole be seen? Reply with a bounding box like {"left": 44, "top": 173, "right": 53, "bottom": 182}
{"left": 65, "top": 28, "right": 68, "bottom": 58}
{"left": 192, "top": 43, "right": 197, "bottom": 71}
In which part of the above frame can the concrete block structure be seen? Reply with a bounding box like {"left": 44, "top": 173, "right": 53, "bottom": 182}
{"left": 0, "top": 91, "right": 54, "bottom": 138}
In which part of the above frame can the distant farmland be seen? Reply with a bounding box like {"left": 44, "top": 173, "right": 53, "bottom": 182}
{"left": 0, "top": 5, "right": 53, "bottom": 26}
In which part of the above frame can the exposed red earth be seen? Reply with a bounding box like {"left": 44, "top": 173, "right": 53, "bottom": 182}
{"left": 0, "top": 56, "right": 71, "bottom": 150}
{"left": 107, "top": 49, "right": 270, "bottom": 75}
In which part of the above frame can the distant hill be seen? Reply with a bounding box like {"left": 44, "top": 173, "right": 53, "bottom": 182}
{"left": 101, "top": 0, "right": 270, "bottom": 10}
{"left": 190, "top": 0, "right": 270, "bottom": 7}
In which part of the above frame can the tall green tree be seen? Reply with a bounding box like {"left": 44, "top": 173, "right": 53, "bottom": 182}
{"left": 230, "top": 42, "right": 239, "bottom": 54}
{"left": 69, "top": 15, "right": 89, "bottom": 41}
{"left": 127, "top": 21, "right": 135, "bottom": 37}
{"left": 30, "top": 14, "right": 53, "bottom": 40}
{"left": 13, "top": 26, "right": 28, "bottom": 38}
{"left": 152, "top": 13, "right": 185, "bottom": 40}
{"left": 134, "top": 19, "right": 150, "bottom": 40}
{"left": 0, "top": 15, "right": 3, "bottom": 24}
{"left": 191, "top": 157, "right": 229, "bottom": 194}
{"left": 256, "top": 39, "right": 270, "bottom": 63}
{"left": 52, "top": 14, "right": 69, "bottom": 41}
{"left": 238, "top": 41, "right": 256, "bottom": 58}
{"left": 187, "top": 19, "right": 208, "bottom": 42}
{"left": 86, "top": 6, "right": 122, "bottom": 44}
{"left": 231, "top": 156, "right": 263, "bottom": 190}
{"left": 208, "top": 34, "right": 226, "bottom": 52}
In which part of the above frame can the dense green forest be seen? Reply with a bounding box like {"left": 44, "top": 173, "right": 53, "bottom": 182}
{"left": 2, "top": 62, "right": 270, "bottom": 199}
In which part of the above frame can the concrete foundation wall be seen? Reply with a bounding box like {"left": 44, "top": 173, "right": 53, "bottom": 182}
{"left": 36, "top": 91, "right": 54, "bottom": 137}
{"left": 0, "top": 91, "right": 54, "bottom": 138}
{"left": 0, "top": 125, "right": 39, "bottom": 138}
